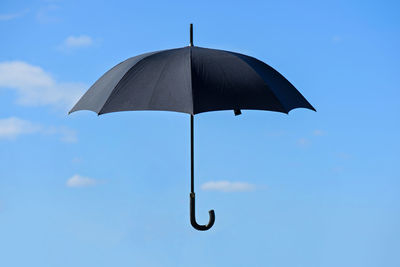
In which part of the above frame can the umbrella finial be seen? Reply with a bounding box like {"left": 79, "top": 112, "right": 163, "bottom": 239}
{"left": 190, "top": 23, "right": 193, "bottom": 46}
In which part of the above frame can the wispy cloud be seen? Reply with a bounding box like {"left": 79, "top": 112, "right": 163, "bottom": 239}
{"left": 201, "top": 181, "right": 256, "bottom": 192}
{"left": 0, "top": 61, "right": 85, "bottom": 110}
{"left": 0, "top": 117, "right": 77, "bottom": 143}
{"left": 337, "top": 152, "right": 351, "bottom": 160}
{"left": 0, "top": 9, "right": 29, "bottom": 21}
{"left": 66, "top": 174, "right": 100, "bottom": 188}
{"left": 60, "top": 35, "right": 93, "bottom": 49}
{"left": 266, "top": 130, "right": 286, "bottom": 137}
{"left": 43, "top": 125, "right": 78, "bottom": 143}
{"left": 332, "top": 166, "right": 344, "bottom": 174}
{"left": 0, "top": 117, "right": 41, "bottom": 139}
{"left": 36, "top": 5, "right": 60, "bottom": 23}
{"left": 71, "top": 157, "right": 83, "bottom": 164}
{"left": 297, "top": 137, "right": 309, "bottom": 147}
{"left": 313, "top": 129, "right": 324, "bottom": 136}
{"left": 332, "top": 35, "right": 342, "bottom": 43}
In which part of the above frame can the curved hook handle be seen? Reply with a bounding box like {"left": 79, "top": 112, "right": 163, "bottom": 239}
{"left": 190, "top": 193, "right": 215, "bottom": 231}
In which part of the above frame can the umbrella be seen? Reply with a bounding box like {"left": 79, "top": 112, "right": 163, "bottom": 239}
{"left": 69, "top": 24, "right": 315, "bottom": 231}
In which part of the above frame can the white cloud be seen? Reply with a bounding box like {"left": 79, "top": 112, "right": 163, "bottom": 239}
{"left": 0, "top": 9, "right": 29, "bottom": 21}
{"left": 66, "top": 174, "right": 99, "bottom": 188}
{"left": 313, "top": 129, "right": 324, "bottom": 136}
{"left": 0, "top": 61, "right": 85, "bottom": 109}
{"left": 0, "top": 117, "right": 41, "bottom": 139}
{"left": 36, "top": 5, "right": 60, "bottom": 24}
{"left": 201, "top": 181, "right": 255, "bottom": 192}
{"left": 0, "top": 117, "right": 77, "bottom": 142}
{"left": 61, "top": 35, "right": 93, "bottom": 49}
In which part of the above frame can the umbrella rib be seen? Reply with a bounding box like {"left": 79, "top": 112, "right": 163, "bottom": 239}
{"left": 227, "top": 52, "right": 290, "bottom": 114}
{"left": 229, "top": 52, "right": 316, "bottom": 113}
{"left": 147, "top": 56, "right": 171, "bottom": 107}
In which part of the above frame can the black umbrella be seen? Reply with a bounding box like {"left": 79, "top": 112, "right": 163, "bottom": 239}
{"left": 69, "top": 24, "right": 315, "bottom": 231}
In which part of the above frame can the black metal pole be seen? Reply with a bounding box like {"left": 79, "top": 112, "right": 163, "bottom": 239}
{"left": 191, "top": 114, "right": 194, "bottom": 194}
{"left": 189, "top": 114, "right": 215, "bottom": 231}
{"left": 190, "top": 23, "right": 194, "bottom": 194}
{"left": 188, "top": 23, "right": 215, "bottom": 231}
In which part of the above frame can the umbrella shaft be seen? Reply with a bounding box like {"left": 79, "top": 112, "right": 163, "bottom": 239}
{"left": 191, "top": 114, "right": 194, "bottom": 193}
{"left": 190, "top": 24, "right": 194, "bottom": 194}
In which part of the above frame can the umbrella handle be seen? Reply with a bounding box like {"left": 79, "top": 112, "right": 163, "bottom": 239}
{"left": 190, "top": 192, "right": 215, "bottom": 231}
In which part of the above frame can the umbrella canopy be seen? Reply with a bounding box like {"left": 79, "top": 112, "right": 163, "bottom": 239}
{"left": 69, "top": 47, "right": 314, "bottom": 116}
{"left": 69, "top": 24, "right": 315, "bottom": 231}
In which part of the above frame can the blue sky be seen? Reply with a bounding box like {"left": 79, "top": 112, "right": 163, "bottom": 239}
{"left": 0, "top": 0, "right": 399, "bottom": 266}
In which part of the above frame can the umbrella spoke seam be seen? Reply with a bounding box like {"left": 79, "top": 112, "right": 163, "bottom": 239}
{"left": 98, "top": 49, "right": 173, "bottom": 115}
{"left": 227, "top": 52, "right": 289, "bottom": 113}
